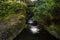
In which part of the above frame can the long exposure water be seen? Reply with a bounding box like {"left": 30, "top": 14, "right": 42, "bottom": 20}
{"left": 14, "top": 13, "right": 58, "bottom": 40}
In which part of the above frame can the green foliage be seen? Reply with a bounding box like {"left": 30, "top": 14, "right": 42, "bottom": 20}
{"left": 32, "top": 0, "right": 60, "bottom": 38}
{"left": 0, "top": 1, "right": 27, "bottom": 18}
{"left": 0, "top": 1, "right": 27, "bottom": 40}
{"left": 32, "top": 0, "right": 55, "bottom": 21}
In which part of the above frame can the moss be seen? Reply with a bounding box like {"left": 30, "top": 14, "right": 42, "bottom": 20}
{"left": 0, "top": 0, "right": 27, "bottom": 40}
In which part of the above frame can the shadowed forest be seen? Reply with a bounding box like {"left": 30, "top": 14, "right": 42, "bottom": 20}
{"left": 0, "top": 0, "right": 60, "bottom": 40}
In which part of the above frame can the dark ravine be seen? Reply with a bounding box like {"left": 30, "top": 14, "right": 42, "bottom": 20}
{"left": 14, "top": 1, "right": 59, "bottom": 39}
{"left": 14, "top": 13, "right": 59, "bottom": 40}
{"left": 14, "top": 28, "right": 58, "bottom": 40}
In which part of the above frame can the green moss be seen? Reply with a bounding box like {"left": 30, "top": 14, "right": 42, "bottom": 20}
{"left": 0, "top": 0, "right": 27, "bottom": 40}
{"left": 0, "top": 1, "right": 27, "bottom": 19}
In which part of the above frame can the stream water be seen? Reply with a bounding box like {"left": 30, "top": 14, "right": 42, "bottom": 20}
{"left": 14, "top": 13, "right": 59, "bottom": 40}
{"left": 14, "top": 28, "right": 58, "bottom": 40}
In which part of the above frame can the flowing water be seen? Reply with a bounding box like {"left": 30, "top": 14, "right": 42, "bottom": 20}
{"left": 14, "top": 13, "right": 59, "bottom": 40}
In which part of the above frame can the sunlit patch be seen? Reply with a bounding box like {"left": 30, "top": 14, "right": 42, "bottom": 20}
{"left": 30, "top": 26, "right": 40, "bottom": 34}
{"left": 31, "top": 0, "right": 37, "bottom": 2}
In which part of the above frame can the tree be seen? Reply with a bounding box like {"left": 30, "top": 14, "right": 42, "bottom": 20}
{"left": 32, "top": 0, "right": 60, "bottom": 39}
{"left": 32, "top": 0, "right": 55, "bottom": 24}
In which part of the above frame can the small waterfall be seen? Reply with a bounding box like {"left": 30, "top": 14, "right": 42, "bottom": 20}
{"left": 14, "top": 13, "right": 59, "bottom": 40}
{"left": 26, "top": 13, "right": 40, "bottom": 34}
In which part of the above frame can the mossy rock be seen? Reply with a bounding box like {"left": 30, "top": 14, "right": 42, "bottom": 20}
{"left": 0, "top": 1, "right": 27, "bottom": 40}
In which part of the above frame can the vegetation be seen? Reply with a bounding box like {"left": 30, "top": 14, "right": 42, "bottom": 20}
{"left": 0, "top": 0, "right": 27, "bottom": 20}
{"left": 32, "top": 0, "right": 60, "bottom": 39}
{"left": 0, "top": 0, "right": 60, "bottom": 40}
{"left": 0, "top": 0, "right": 27, "bottom": 40}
